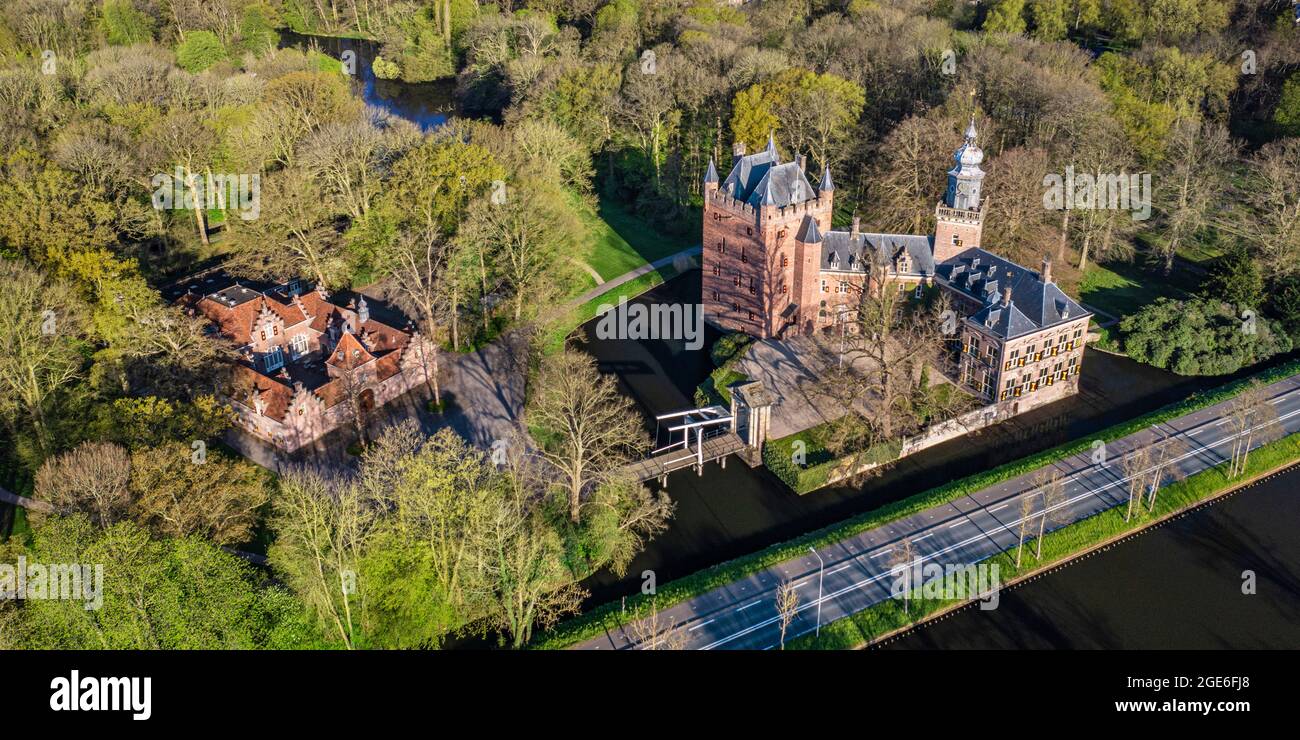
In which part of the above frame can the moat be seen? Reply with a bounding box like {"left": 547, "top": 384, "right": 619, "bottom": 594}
{"left": 574, "top": 270, "right": 1299, "bottom": 648}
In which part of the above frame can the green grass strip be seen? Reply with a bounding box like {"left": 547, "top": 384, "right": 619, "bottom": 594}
{"left": 788, "top": 430, "right": 1300, "bottom": 649}
{"left": 531, "top": 357, "right": 1300, "bottom": 649}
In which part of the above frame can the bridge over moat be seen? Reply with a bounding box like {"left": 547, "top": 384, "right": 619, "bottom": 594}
{"left": 621, "top": 381, "right": 775, "bottom": 486}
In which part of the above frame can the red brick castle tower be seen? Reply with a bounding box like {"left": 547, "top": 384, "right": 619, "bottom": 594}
{"left": 701, "top": 135, "right": 834, "bottom": 338}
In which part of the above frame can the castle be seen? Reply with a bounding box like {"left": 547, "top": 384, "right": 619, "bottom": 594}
{"left": 701, "top": 121, "right": 1091, "bottom": 412}
{"left": 176, "top": 274, "right": 434, "bottom": 452}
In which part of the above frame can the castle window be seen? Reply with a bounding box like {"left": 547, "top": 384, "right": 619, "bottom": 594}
{"left": 720, "top": 240, "right": 726, "bottom": 254}
{"left": 273, "top": 325, "right": 280, "bottom": 336}
{"left": 732, "top": 303, "right": 740, "bottom": 312}
{"left": 952, "top": 234, "right": 959, "bottom": 245}
{"left": 748, "top": 311, "right": 755, "bottom": 321}
{"left": 913, "top": 285, "right": 923, "bottom": 299}
{"left": 782, "top": 255, "right": 789, "bottom": 268}
{"left": 821, "top": 280, "right": 827, "bottom": 293}
{"left": 741, "top": 248, "right": 747, "bottom": 264}
{"left": 290, "top": 333, "right": 308, "bottom": 358}
{"left": 747, "top": 227, "right": 753, "bottom": 236}
{"left": 782, "top": 284, "right": 788, "bottom": 295}
{"left": 712, "top": 265, "right": 720, "bottom": 276}
{"left": 264, "top": 346, "right": 284, "bottom": 373}
{"left": 734, "top": 275, "right": 741, "bottom": 287}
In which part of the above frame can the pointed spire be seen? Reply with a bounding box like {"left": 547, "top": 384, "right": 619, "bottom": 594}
{"left": 819, "top": 164, "right": 834, "bottom": 192}
{"left": 759, "top": 175, "right": 776, "bottom": 206}
{"left": 964, "top": 115, "right": 978, "bottom": 142}
{"left": 795, "top": 214, "right": 822, "bottom": 244}
{"left": 703, "top": 157, "right": 719, "bottom": 184}
{"left": 766, "top": 131, "right": 777, "bottom": 156}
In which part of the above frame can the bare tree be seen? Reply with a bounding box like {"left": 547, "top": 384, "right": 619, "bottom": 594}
{"left": 627, "top": 599, "right": 689, "bottom": 651}
{"left": 1016, "top": 493, "right": 1035, "bottom": 567}
{"left": 1119, "top": 444, "right": 1153, "bottom": 522}
{"left": 32, "top": 442, "right": 132, "bottom": 527}
{"left": 1146, "top": 431, "right": 1190, "bottom": 512}
{"left": 529, "top": 348, "right": 648, "bottom": 523}
{"left": 1031, "top": 468, "right": 1070, "bottom": 560}
{"left": 1154, "top": 118, "right": 1233, "bottom": 273}
{"left": 775, "top": 579, "right": 799, "bottom": 650}
{"left": 379, "top": 228, "right": 451, "bottom": 405}
{"left": 1225, "top": 381, "right": 1281, "bottom": 478}
{"left": 889, "top": 536, "right": 917, "bottom": 617}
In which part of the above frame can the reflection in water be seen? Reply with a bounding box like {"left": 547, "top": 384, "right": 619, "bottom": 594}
{"left": 279, "top": 31, "right": 456, "bottom": 131}
{"left": 884, "top": 465, "right": 1300, "bottom": 649}
{"left": 574, "top": 271, "right": 1243, "bottom": 606}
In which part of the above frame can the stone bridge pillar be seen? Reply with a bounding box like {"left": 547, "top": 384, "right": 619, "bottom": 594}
{"left": 730, "top": 381, "right": 775, "bottom": 467}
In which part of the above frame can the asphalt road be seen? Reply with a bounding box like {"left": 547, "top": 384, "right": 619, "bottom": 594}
{"left": 576, "top": 372, "right": 1300, "bottom": 650}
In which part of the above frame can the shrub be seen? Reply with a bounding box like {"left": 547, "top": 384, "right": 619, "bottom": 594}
{"left": 175, "top": 31, "right": 227, "bottom": 73}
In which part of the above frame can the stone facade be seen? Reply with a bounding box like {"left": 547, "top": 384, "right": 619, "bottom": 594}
{"left": 176, "top": 275, "right": 433, "bottom": 453}
{"left": 701, "top": 120, "right": 1092, "bottom": 415}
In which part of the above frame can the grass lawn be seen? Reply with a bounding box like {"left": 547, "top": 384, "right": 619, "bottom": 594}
{"left": 1079, "top": 260, "right": 1196, "bottom": 320}
{"left": 570, "top": 191, "right": 697, "bottom": 284}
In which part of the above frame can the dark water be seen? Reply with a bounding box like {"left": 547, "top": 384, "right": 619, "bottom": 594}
{"left": 884, "top": 464, "right": 1300, "bottom": 649}
{"left": 279, "top": 31, "right": 456, "bottom": 131}
{"left": 574, "top": 271, "right": 1243, "bottom": 606}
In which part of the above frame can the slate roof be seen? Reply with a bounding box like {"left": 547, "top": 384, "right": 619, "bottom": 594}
{"left": 721, "top": 145, "right": 818, "bottom": 208}
{"left": 816, "top": 226, "right": 936, "bottom": 277}
{"left": 936, "top": 248, "right": 1090, "bottom": 339}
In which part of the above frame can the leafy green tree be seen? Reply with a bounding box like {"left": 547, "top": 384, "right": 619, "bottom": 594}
{"left": 984, "top": 0, "right": 1028, "bottom": 34}
{"left": 1275, "top": 73, "right": 1300, "bottom": 137}
{"left": 1203, "top": 245, "right": 1264, "bottom": 311}
{"left": 129, "top": 442, "right": 271, "bottom": 546}
{"left": 100, "top": 0, "right": 155, "bottom": 45}
{"left": 175, "top": 30, "right": 227, "bottom": 73}
{"left": 0, "top": 515, "right": 324, "bottom": 649}
{"left": 729, "top": 68, "right": 865, "bottom": 171}
{"left": 1029, "top": 0, "right": 1070, "bottom": 40}
{"left": 1119, "top": 298, "right": 1291, "bottom": 376}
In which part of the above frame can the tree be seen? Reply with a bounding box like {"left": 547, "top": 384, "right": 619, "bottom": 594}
{"left": 100, "top": 0, "right": 155, "bottom": 45}
{"left": 1275, "top": 72, "right": 1300, "bottom": 137}
{"left": 128, "top": 442, "right": 270, "bottom": 546}
{"left": 1233, "top": 139, "right": 1300, "bottom": 280}
{"left": 32, "top": 442, "right": 131, "bottom": 527}
{"left": 224, "top": 168, "right": 349, "bottom": 289}
{"left": 175, "top": 30, "right": 227, "bottom": 73}
{"left": 529, "top": 348, "right": 648, "bottom": 524}
{"left": 0, "top": 515, "right": 322, "bottom": 649}
{"left": 270, "top": 468, "right": 377, "bottom": 649}
{"left": 729, "top": 69, "right": 866, "bottom": 171}
{"left": 626, "top": 599, "right": 689, "bottom": 650}
{"left": 1015, "top": 492, "right": 1035, "bottom": 566}
{"left": 1119, "top": 443, "right": 1152, "bottom": 522}
{"left": 1031, "top": 468, "right": 1069, "bottom": 560}
{"left": 0, "top": 259, "right": 87, "bottom": 454}
{"left": 1146, "top": 432, "right": 1189, "bottom": 511}
{"left": 890, "top": 536, "right": 917, "bottom": 617}
{"left": 456, "top": 178, "right": 574, "bottom": 323}
{"left": 1153, "top": 118, "right": 1233, "bottom": 273}
{"left": 1224, "top": 381, "right": 1281, "bottom": 479}
{"left": 1119, "top": 298, "right": 1291, "bottom": 376}
{"left": 984, "top": 0, "right": 1028, "bottom": 34}
{"left": 377, "top": 229, "right": 451, "bottom": 406}
{"left": 471, "top": 452, "right": 584, "bottom": 648}
{"left": 775, "top": 579, "right": 799, "bottom": 650}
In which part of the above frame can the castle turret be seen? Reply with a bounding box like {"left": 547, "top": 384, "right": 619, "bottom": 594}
{"left": 934, "top": 116, "right": 986, "bottom": 262}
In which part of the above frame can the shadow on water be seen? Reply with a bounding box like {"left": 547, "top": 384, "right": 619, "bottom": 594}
{"left": 884, "top": 465, "right": 1300, "bottom": 649}
{"left": 574, "top": 270, "right": 1272, "bottom": 608}
{"left": 279, "top": 31, "right": 456, "bottom": 131}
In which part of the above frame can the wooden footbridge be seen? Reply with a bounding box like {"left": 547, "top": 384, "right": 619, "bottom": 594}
{"left": 621, "top": 383, "right": 775, "bottom": 487}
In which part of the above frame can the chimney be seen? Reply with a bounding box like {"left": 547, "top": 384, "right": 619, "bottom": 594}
{"left": 796, "top": 153, "right": 806, "bottom": 171}
{"left": 1002, "top": 286, "right": 1013, "bottom": 306}
{"left": 1041, "top": 256, "right": 1053, "bottom": 284}
{"left": 851, "top": 216, "right": 860, "bottom": 239}
{"left": 732, "top": 141, "right": 746, "bottom": 159}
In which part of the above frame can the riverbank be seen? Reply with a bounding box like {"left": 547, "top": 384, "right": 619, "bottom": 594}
{"left": 534, "top": 356, "right": 1300, "bottom": 648}
{"left": 791, "top": 432, "right": 1300, "bottom": 649}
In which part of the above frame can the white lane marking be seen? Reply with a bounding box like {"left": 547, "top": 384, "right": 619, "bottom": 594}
{"left": 826, "top": 564, "right": 852, "bottom": 576}
{"left": 688, "top": 619, "right": 715, "bottom": 631}
{"left": 914, "top": 532, "right": 934, "bottom": 542}
{"left": 870, "top": 550, "right": 892, "bottom": 559}
{"left": 990, "top": 503, "right": 1008, "bottom": 512}
{"left": 699, "top": 399, "right": 1300, "bottom": 650}
{"left": 948, "top": 520, "right": 965, "bottom": 529}
{"left": 736, "top": 600, "right": 762, "bottom": 612}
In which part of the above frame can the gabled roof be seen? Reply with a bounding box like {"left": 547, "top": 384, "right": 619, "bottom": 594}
{"left": 327, "top": 330, "right": 375, "bottom": 370}
{"left": 818, "top": 231, "right": 935, "bottom": 276}
{"left": 936, "top": 248, "right": 1090, "bottom": 339}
